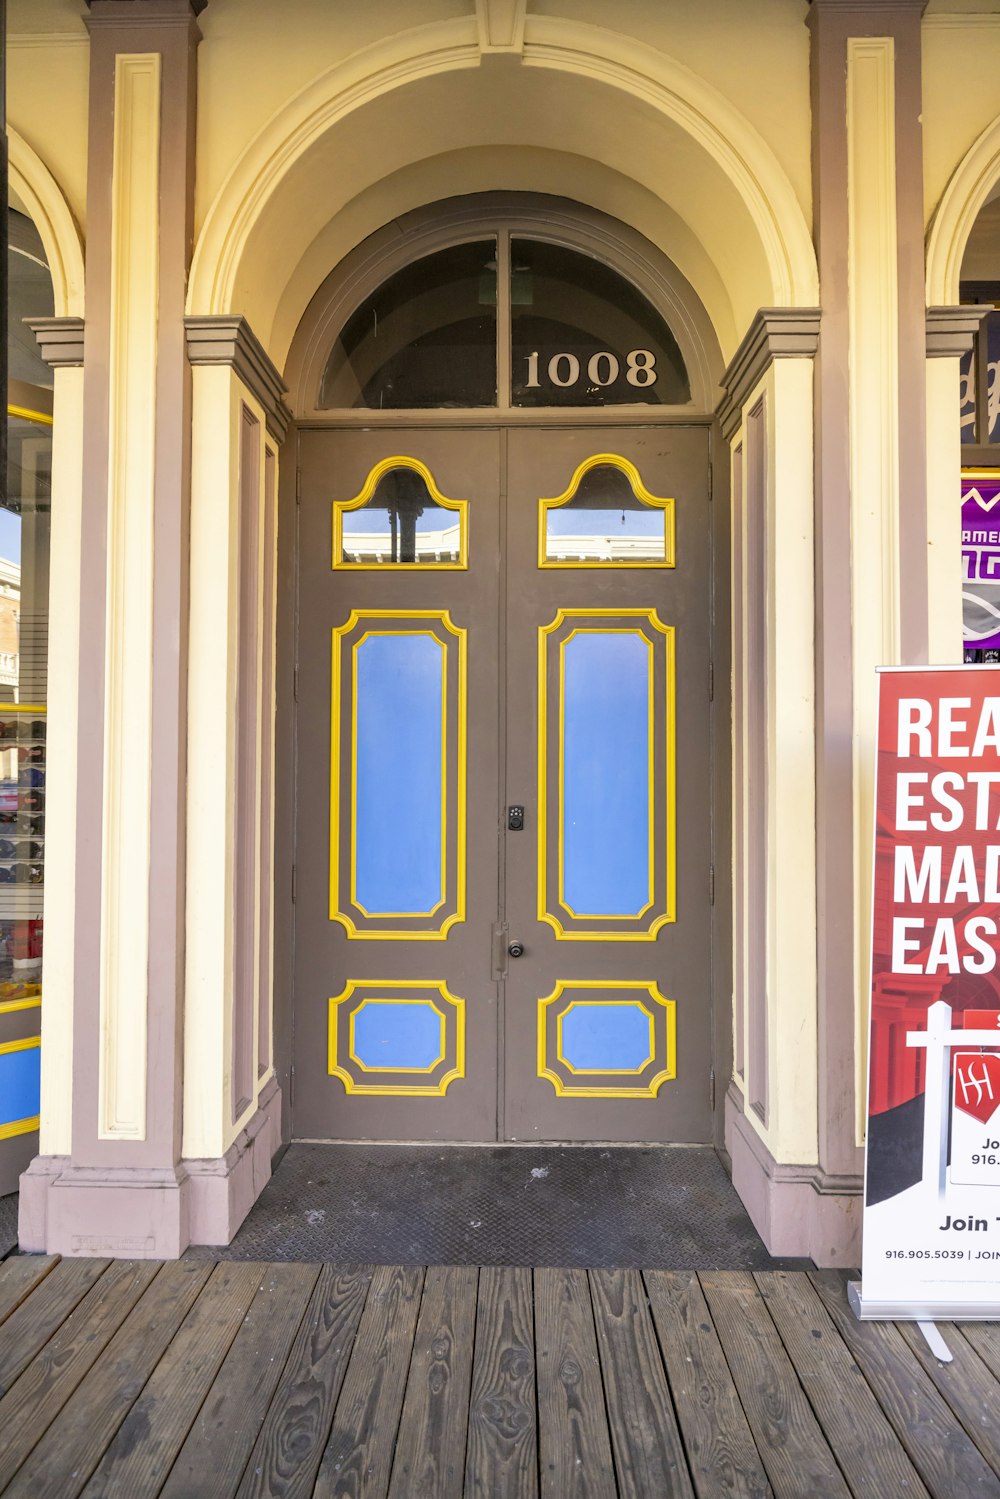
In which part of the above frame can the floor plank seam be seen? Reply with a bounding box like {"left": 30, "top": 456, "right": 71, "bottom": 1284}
{"left": 583, "top": 1269, "right": 626, "bottom": 1499}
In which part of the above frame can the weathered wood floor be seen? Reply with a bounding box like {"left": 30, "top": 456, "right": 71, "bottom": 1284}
{"left": 1, "top": 1259, "right": 1000, "bottom": 1497}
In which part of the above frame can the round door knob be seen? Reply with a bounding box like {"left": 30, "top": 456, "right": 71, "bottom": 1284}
{"left": 508, "top": 941, "right": 525, "bottom": 959}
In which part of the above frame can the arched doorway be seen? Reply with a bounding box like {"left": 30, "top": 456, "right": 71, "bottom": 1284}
{"left": 283, "top": 196, "right": 724, "bottom": 1146}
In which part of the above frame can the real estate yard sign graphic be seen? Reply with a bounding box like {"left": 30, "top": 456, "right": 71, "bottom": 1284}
{"left": 857, "top": 666, "right": 1000, "bottom": 1318}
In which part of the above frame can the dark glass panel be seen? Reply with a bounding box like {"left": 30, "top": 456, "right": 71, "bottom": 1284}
{"left": 320, "top": 241, "right": 497, "bottom": 409}
{"left": 987, "top": 310, "right": 1000, "bottom": 444}
{"left": 511, "top": 239, "right": 689, "bottom": 407}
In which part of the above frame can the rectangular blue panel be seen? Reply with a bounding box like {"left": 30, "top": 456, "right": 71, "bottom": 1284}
{"left": 353, "top": 1001, "right": 442, "bottom": 1070}
{"left": 0, "top": 1044, "right": 41, "bottom": 1127}
{"left": 562, "top": 631, "right": 650, "bottom": 915}
{"left": 561, "top": 1002, "right": 652, "bottom": 1071}
{"left": 354, "top": 632, "right": 444, "bottom": 914}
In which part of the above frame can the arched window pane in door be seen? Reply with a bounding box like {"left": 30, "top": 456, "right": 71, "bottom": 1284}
{"left": 320, "top": 241, "right": 498, "bottom": 409}
{"left": 539, "top": 457, "right": 675, "bottom": 567}
{"left": 334, "top": 460, "right": 468, "bottom": 568}
{"left": 510, "top": 240, "right": 690, "bottom": 408}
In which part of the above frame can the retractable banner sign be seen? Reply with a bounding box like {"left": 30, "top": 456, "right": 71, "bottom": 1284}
{"left": 855, "top": 666, "right": 1000, "bottom": 1319}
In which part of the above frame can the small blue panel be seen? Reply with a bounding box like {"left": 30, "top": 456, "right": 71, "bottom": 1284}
{"left": 562, "top": 631, "right": 650, "bottom": 915}
{"left": 0, "top": 1044, "right": 41, "bottom": 1127}
{"left": 354, "top": 633, "right": 444, "bottom": 914}
{"left": 353, "top": 1001, "right": 442, "bottom": 1070}
{"left": 560, "top": 1002, "right": 652, "bottom": 1072}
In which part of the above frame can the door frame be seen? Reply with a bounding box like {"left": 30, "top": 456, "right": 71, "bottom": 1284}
{"left": 272, "top": 193, "right": 733, "bottom": 1152}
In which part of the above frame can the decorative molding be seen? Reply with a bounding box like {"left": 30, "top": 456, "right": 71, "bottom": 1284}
{"left": 927, "top": 114, "right": 1000, "bottom": 304}
{"left": 716, "top": 308, "right": 820, "bottom": 441}
{"left": 98, "top": 51, "right": 162, "bottom": 1143}
{"left": 926, "top": 304, "right": 990, "bottom": 357}
{"left": 186, "top": 17, "right": 818, "bottom": 326}
{"left": 28, "top": 316, "right": 86, "bottom": 368}
{"left": 185, "top": 316, "right": 291, "bottom": 443}
{"left": 85, "top": 0, "right": 206, "bottom": 25}
{"left": 476, "top": 0, "right": 528, "bottom": 55}
{"left": 7, "top": 32, "right": 89, "bottom": 48}
{"left": 7, "top": 129, "right": 86, "bottom": 319}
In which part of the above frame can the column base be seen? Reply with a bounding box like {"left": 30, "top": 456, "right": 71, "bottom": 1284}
{"left": 726, "top": 1085, "right": 862, "bottom": 1266}
{"left": 20, "top": 1158, "right": 190, "bottom": 1259}
{"left": 18, "top": 1079, "right": 283, "bottom": 1257}
{"left": 184, "top": 1075, "right": 282, "bottom": 1247}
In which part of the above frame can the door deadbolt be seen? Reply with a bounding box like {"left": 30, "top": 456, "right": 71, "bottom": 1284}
{"left": 507, "top": 941, "right": 525, "bottom": 959}
{"left": 507, "top": 805, "right": 525, "bottom": 831}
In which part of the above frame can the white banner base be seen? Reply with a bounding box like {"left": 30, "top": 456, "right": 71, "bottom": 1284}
{"left": 849, "top": 1280, "right": 1000, "bottom": 1322}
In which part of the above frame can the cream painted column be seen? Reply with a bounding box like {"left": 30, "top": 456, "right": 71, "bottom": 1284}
{"left": 19, "top": 0, "right": 202, "bottom": 1259}
{"left": 183, "top": 317, "right": 288, "bottom": 1246}
{"left": 809, "top": 0, "right": 927, "bottom": 1216}
{"left": 718, "top": 312, "right": 858, "bottom": 1264}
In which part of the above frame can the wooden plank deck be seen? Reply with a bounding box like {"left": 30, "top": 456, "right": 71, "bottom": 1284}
{"left": 1, "top": 1259, "right": 1000, "bottom": 1497}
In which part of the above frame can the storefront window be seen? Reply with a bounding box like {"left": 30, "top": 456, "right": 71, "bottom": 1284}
{"left": 3, "top": 211, "right": 53, "bottom": 999}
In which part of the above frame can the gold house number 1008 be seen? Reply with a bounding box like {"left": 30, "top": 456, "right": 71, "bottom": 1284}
{"left": 524, "top": 350, "right": 657, "bottom": 389}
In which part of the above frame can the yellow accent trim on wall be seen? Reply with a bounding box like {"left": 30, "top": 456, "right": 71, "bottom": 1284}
{"left": 556, "top": 999, "right": 655, "bottom": 1075}
{"left": 349, "top": 996, "right": 447, "bottom": 1074}
{"left": 332, "top": 455, "right": 469, "bottom": 570}
{"left": 537, "top": 608, "right": 675, "bottom": 941}
{"left": 537, "top": 453, "right": 675, "bottom": 569}
{"left": 0, "top": 1115, "right": 39, "bottom": 1141}
{"left": 330, "top": 610, "right": 466, "bottom": 940}
{"left": 7, "top": 404, "right": 54, "bottom": 427}
{"left": 537, "top": 981, "right": 675, "bottom": 1098}
{"left": 328, "top": 980, "right": 466, "bottom": 1095}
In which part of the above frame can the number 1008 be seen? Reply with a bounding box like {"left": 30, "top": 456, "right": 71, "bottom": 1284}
{"left": 524, "top": 350, "right": 657, "bottom": 389}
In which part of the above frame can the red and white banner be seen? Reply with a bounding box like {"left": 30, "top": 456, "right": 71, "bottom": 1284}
{"left": 857, "top": 666, "right": 1000, "bottom": 1319}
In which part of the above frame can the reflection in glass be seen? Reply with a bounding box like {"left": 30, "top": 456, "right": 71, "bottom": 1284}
{"left": 320, "top": 241, "right": 497, "bottom": 409}
{"left": 511, "top": 239, "right": 690, "bottom": 408}
{"left": 960, "top": 345, "right": 977, "bottom": 446}
{"left": 988, "top": 311, "right": 1000, "bottom": 444}
{"left": 338, "top": 466, "right": 465, "bottom": 566}
{"left": 543, "top": 463, "right": 669, "bottom": 565}
{"left": 3, "top": 208, "right": 52, "bottom": 1006}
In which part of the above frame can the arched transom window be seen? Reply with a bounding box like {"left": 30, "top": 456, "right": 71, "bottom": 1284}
{"left": 319, "top": 233, "right": 692, "bottom": 412}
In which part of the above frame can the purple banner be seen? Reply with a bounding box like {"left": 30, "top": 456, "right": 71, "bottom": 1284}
{"left": 963, "top": 473, "right": 1000, "bottom": 649}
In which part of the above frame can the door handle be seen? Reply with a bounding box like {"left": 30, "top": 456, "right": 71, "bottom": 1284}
{"left": 508, "top": 941, "right": 525, "bottom": 959}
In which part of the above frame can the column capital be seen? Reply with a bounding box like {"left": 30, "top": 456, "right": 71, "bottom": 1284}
{"left": 926, "top": 305, "right": 990, "bottom": 358}
{"left": 85, "top": 0, "right": 206, "bottom": 31}
{"left": 717, "top": 308, "right": 820, "bottom": 442}
{"left": 27, "top": 317, "right": 86, "bottom": 369}
{"left": 185, "top": 315, "right": 292, "bottom": 444}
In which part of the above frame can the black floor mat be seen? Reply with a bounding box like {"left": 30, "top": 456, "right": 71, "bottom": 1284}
{"left": 0, "top": 1192, "right": 18, "bottom": 1259}
{"left": 185, "top": 1142, "right": 811, "bottom": 1269}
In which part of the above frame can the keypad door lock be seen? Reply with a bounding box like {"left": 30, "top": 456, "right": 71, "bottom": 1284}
{"left": 508, "top": 805, "right": 524, "bottom": 831}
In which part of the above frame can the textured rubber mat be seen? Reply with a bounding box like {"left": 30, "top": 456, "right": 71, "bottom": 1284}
{"left": 0, "top": 1192, "right": 18, "bottom": 1258}
{"left": 185, "top": 1142, "right": 811, "bottom": 1269}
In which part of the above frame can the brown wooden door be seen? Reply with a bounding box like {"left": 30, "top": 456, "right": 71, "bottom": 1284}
{"left": 292, "top": 424, "right": 712, "bottom": 1143}
{"left": 293, "top": 429, "right": 502, "bottom": 1140}
{"left": 501, "top": 426, "right": 713, "bottom": 1141}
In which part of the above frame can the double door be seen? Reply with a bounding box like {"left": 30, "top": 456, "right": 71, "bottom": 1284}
{"left": 292, "top": 425, "right": 712, "bottom": 1142}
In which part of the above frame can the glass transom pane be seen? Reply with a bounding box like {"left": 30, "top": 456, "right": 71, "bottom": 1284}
{"left": 319, "top": 241, "right": 497, "bottom": 409}
{"left": 511, "top": 239, "right": 690, "bottom": 408}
